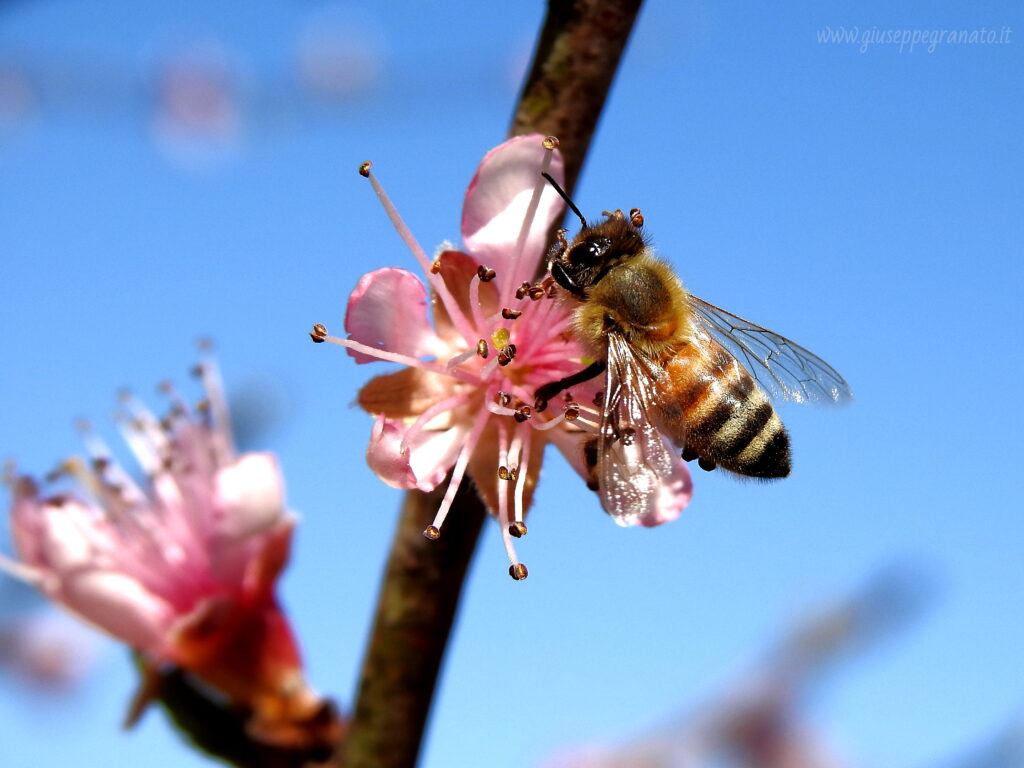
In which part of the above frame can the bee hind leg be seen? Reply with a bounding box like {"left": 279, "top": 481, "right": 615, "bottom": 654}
{"left": 681, "top": 446, "right": 716, "bottom": 472}
{"left": 534, "top": 360, "right": 606, "bottom": 411}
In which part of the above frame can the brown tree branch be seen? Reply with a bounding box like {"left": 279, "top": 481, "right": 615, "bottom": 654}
{"left": 149, "top": 665, "right": 343, "bottom": 768}
{"left": 338, "top": 3, "right": 645, "bottom": 768}
{"left": 338, "top": 481, "right": 486, "bottom": 768}
{"left": 511, "top": 0, "right": 645, "bottom": 195}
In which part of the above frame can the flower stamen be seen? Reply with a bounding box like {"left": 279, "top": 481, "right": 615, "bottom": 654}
{"left": 468, "top": 270, "right": 488, "bottom": 332}
{"left": 425, "top": 410, "right": 489, "bottom": 536}
{"left": 495, "top": 421, "right": 529, "bottom": 579}
{"left": 399, "top": 395, "right": 467, "bottom": 456}
{"left": 361, "top": 163, "right": 476, "bottom": 342}
{"left": 508, "top": 136, "right": 559, "bottom": 294}
{"left": 497, "top": 344, "right": 517, "bottom": 367}
{"left": 317, "top": 331, "right": 478, "bottom": 384}
{"left": 0, "top": 552, "right": 44, "bottom": 584}
{"left": 512, "top": 430, "right": 530, "bottom": 529}
{"left": 446, "top": 348, "right": 478, "bottom": 370}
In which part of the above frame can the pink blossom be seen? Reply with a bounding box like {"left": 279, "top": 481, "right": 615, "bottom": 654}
{"left": 1, "top": 358, "right": 328, "bottom": 746}
{"left": 313, "top": 135, "right": 693, "bottom": 578}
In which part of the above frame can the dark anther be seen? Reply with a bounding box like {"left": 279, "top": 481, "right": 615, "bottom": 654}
{"left": 476, "top": 339, "right": 489, "bottom": 358}
{"left": 509, "top": 521, "right": 528, "bottom": 538}
{"left": 495, "top": 391, "right": 512, "bottom": 407}
{"left": 509, "top": 563, "right": 529, "bottom": 580}
{"left": 498, "top": 344, "right": 517, "bottom": 366}
{"left": 528, "top": 284, "right": 545, "bottom": 300}
{"left": 423, "top": 525, "right": 441, "bottom": 540}
{"left": 310, "top": 323, "right": 328, "bottom": 343}
{"left": 515, "top": 282, "right": 531, "bottom": 300}
{"left": 501, "top": 308, "right": 522, "bottom": 320}
{"left": 476, "top": 265, "right": 497, "bottom": 282}
{"left": 629, "top": 208, "right": 644, "bottom": 228}
{"left": 498, "top": 466, "right": 511, "bottom": 480}
{"left": 431, "top": 260, "right": 443, "bottom": 274}
{"left": 358, "top": 161, "right": 372, "bottom": 177}
{"left": 593, "top": 391, "right": 606, "bottom": 408}
{"left": 513, "top": 405, "right": 532, "bottom": 423}
{"left": 563, "top": 403, "right": 580, "bottom": 421}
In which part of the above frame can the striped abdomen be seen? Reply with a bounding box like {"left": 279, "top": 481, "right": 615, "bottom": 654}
{"left": 657, "top": 340, "right": 790, "bottom": 478}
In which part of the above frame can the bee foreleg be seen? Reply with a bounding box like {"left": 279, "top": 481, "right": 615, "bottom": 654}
{"left": 534, "top": 360, "right": 607, "bottom": 411}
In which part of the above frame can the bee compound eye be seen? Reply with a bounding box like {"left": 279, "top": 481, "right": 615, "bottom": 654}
{"left": 571, "top": 237, "right": 612, "bottom": 266}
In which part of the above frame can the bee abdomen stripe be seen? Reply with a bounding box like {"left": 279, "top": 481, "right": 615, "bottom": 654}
{"left": 696, "top": 396, "right": 735, "bottom": 439}
{"left": 735, "top": 414, "right": 790, "bottom": 477}
{"left": 688, "top": 370, "right": 757, "bottom": 439}
{"left": 714, "top": 401, "right": 774, "bottom": 459}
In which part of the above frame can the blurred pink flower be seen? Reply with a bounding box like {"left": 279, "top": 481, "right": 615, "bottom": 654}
{"left": 0, "top": 609, "right": 97, "bottom": 689}
{"left": 313, "top": 135, "right": 692, "bottom": 578}
{"left": 1, "top": 358, "right": 327, "bottom": 746}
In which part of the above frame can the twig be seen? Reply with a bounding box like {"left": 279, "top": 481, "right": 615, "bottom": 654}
{"left": 338, "top": 2, "right": 645, "bottom": 767}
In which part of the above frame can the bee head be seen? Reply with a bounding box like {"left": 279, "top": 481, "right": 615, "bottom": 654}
{"left": 538, "top": 173, "right": 648, "bottom": 298}
{"left": 550, "top": 211, "right": 647, "bottom": 298}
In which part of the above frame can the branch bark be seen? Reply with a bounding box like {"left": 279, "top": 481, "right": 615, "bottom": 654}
{"left": 512, "top": 0, "right": 644, "bottom": 196}
{"left": 338, "top": 3, "right": 645, "bottom": 767}
{"left": 338, "top": 481, "right": 486, "bottom": 768}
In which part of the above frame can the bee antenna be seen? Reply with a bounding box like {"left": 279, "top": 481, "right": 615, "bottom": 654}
{"left": 541, "top": 172, "right": 587, "bottom": 229}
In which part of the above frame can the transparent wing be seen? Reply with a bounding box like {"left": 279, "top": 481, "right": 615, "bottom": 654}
{"left": 597, "top": 333, "right": 687, "bottom": 526}
{"left": 689, "top": 296, "right": 853, "bottom": 406}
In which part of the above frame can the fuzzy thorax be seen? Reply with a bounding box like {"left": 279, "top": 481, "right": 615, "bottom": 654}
{"left": 573, "top": 251, "right": 694, "bottom": 362}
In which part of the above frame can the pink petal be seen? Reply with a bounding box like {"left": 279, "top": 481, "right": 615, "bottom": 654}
{"left": 9, "top": 478, "right": 46, "bottom": 568}
{"left": 461, "top": 134, "right": 566, "bottom": 292}
{"left": 634, "top": 452, "right": 693, "bottom": 528}
{"left": 56, "top": 570, "right": 175, "bottom": 655}
{"left": 241, "top": 519, "right": 294, "bottom": 597}
{"left": 345, "top": 268, "right": 448, "bottom": 364}
{"left": 549, "top": 428, "right": 694, "bottom": 527}
{"left": 213, "top": 453, "right": 286, "bottom": 541}
{"left": 36, "top": 504, "right": 112, "bottom": 575}
{"left": 209, "top": 454, "right": 289, "bottom": 588}
{"left": 366, "top": 415, "right": 465, "bottom": 492}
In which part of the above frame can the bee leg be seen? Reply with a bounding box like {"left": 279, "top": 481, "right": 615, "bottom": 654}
{"left": 682, "top": 447, "right": 699, "bottom": 462}
{"left": 697, "top": 456, "right": 717, "bottom": 472}
{"left": 583, "top": 437, "right": 600, "bottom": 491}
{"left": 534, "top": 360, "right": 607, "bottom": 411}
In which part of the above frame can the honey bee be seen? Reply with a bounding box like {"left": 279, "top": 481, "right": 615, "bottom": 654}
{"left": 535, "top": 174, "right": 852, "bottom": 524}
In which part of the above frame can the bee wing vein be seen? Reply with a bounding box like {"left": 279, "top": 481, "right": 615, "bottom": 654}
{"left": 598, "top": 334, "right": 680, "bottom": 526}
{"left": 689, "top": 296, "right": 853, "bottom": 406}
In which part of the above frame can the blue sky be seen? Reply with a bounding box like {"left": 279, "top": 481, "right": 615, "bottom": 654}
{"left": 1, "top": 2, "right": 1022, "bottom": 767}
